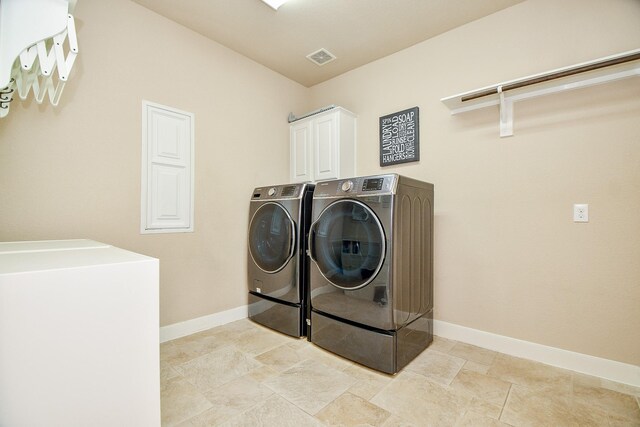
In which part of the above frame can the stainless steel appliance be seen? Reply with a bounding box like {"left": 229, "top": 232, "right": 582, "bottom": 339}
{"left": 248, "top": 182, "right": 314, "bottom": 337}
{"left": 308, "top": 174, "right": 433, "bottom": 373}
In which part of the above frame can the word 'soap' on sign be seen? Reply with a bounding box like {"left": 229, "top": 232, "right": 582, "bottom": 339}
{"left": 379, "top": 107, "right": 420, "bottom": 167}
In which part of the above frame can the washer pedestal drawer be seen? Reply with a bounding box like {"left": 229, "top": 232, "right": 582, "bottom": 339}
{"left": 248, "top": 292, "right": 303, "bottom": 337}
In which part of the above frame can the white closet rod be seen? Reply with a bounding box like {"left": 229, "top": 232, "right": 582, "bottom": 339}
{"left": 461, "top": 51, "right": 640, "bottom": 103}
{"left": 441, "top": 49, "right": 640, "bottom": 137}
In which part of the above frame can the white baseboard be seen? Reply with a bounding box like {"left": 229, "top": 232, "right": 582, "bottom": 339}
{"left": 434, "top": 320, "right": 640, "bottom": 388}
{"left": 158, "top": 307, "right": 639, "bottom": 387}
{"left": 159, "top": 305, "right": 248, "bottom": 343}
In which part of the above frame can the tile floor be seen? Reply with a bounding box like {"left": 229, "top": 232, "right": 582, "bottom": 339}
{"left": 161, "top": 319, "right": 640, "bottom": 426}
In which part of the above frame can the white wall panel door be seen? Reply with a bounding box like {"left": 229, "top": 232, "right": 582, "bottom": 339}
{"left": 141, "top": 101, "right": 194, "bottom": 233}
{"left": 149, "top": 165, "right": 188, "bottom": 228}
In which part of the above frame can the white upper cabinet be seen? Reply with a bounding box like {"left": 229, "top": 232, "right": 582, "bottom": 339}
{"left": 290, "top": 107, "right": 356, "bottom": 183}
{"left": 290, "top": 119, "right": 313, "bottom": 183}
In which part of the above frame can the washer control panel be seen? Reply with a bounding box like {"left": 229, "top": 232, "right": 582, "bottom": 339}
{"left": 252, "top": 184, "right": 302, "bottom": 200}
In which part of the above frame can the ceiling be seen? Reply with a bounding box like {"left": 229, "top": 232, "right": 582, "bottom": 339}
{"left": 131, "top": 0, "right": 524, "bottom": 87}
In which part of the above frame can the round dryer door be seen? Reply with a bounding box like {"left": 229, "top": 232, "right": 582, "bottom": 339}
{"left": 309, "top": 199, "right": 386, "bottom": 290}
{"left": 248, "top": 202, "right": 296, "bottom": 273}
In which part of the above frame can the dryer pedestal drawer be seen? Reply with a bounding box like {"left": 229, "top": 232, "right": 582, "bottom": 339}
{"left": 311, "top": 310, "right": 396, "bottom": 374}
{"left": 248, "top": 292, "right": 303, "bottom": 337}
{"left": 311, "top": 309, "right": 434, "bottom": 374}
{"left": 397, "top": 309, "right": 433, "bottom": 370}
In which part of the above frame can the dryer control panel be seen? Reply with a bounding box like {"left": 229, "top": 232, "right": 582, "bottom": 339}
{"left": 362, "top": 177, "right": 384, "bottom": 192}
{"left": 314, "top": 174, "right": 398, "bottom": 198}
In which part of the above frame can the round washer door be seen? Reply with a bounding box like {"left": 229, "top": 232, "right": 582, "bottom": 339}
{"left": 249, "top": 202, "right": 296, "bottom": 273}
{"left": 310, "top": 199, "right": 385, "bottom": 290}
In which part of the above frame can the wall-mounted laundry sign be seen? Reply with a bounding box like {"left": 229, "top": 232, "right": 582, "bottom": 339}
{"left": 379, "top": 107, "right": 420, "bottom": 167}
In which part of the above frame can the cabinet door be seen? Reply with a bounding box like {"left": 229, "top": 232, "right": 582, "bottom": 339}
{"left": 313, "top": 113, "right": 339, "bottom": 181}
{"left": 290, "top": 120, "right": 313, "bottom": 183}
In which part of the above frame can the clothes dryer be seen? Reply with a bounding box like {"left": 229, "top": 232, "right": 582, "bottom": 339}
{"left": 248, "top": 182, "right": 314, "bottom": 337}
{"left": 308, "top": 174, "right": 433, "bottom": 373}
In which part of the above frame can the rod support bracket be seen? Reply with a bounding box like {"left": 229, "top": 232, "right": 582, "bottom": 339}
{"left": 498, "top": 86, "right": 514, "bottom": 137}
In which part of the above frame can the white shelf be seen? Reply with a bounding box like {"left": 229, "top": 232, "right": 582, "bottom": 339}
{"left": 441, "top": 49, "right": 640, "bottom": 137}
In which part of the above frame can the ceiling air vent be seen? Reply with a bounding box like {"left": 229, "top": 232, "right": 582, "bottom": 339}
{"left": 306, "top": 48, "right": 337, "bottom": 66}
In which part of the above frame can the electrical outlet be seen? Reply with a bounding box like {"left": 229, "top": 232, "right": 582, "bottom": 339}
{"left": 573, "top": 204, "right": 589, "bottom": 222}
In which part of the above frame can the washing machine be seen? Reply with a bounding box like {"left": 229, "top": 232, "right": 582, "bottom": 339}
{"left": 248, "top": 182, "right": 314, "bottom": 337}
{"left": 308, "top": 174, "right": 433, "bottom": 373}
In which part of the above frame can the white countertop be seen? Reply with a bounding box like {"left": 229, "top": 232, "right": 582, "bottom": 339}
{"left": 0, "top": 239, "right": 156, "bottom": 275}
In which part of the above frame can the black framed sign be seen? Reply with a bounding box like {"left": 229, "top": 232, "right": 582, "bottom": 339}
{"left": 379, "top": 107, "right": 419, "bottom": 167}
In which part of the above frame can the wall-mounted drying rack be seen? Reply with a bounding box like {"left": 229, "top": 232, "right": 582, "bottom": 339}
{"left": 0, "top": 0, "right": 79, "bottom": 119}
{"left": 441, "top": 49, "right": 640, "bottom": 137}
{"left": 0, "top": 80, "right": 13, "bottom": 110}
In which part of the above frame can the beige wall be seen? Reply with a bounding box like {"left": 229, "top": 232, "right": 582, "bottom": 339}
{"left": 309, "top": 0, "right": 640, "bottom": 365}
{"left": 0, "top": 0, "right": 309, "bottom": 326}
{"left": 1, "top": 0, "right": 638, "bottom": 366}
